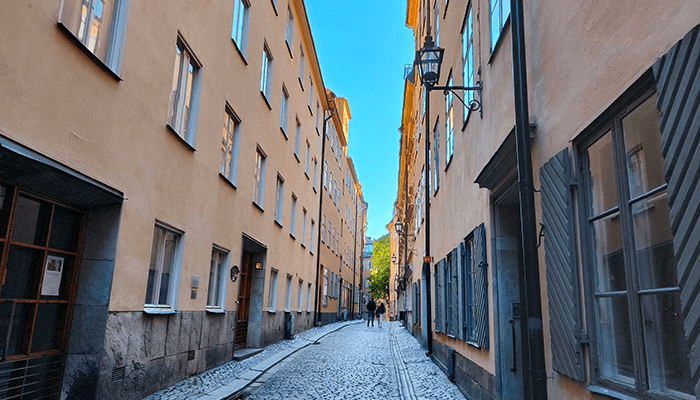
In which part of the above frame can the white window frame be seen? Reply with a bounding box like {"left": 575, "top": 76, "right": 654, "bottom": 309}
{"left": 167, "top": 36, "right": 202, "bottom": 146}
{"left": 305, "top": 140, "right": 311, "bottom": 177}
{"left": 144, "top": 223, "right": 183, "bottom": 311}
{"left": 490, "top": 0, "right": 510, "bottom": 51}
{"left": 280, "top": 85, "right": 289, "bottom": 137}
{"left": 268, "top": 268, "right": 279, "bottom": 312}
{"left": 289, "top": 193, "right": 298, "bottom": 237}
{"left": 261, "top": 44, "right": 274, "bottom": 101}
{"left": 323, "top": 268, "right": 328, "bottom": 306}
{"left": 308, "top": 77, "right": 314, "bottom": 111}
{"left": 307, "top": 282, "right": 313, "bottom": 312}
{"left": 221, "top": 105, "right": 241, "bottom": 186}
{"left": 285, "top": 274, "right": 293, "bottom": 312}
{"left": 58, "top": 0, "right": 130, "bottom": 75}
{"left": 462, "top": 6, "right": 475, "bottom": 123}
{"left": 309, "top": 219, "right": 316, "bottom": 254}
{"left": 321, "top": 213, "right": 326, "bottom": 243}
{"left": 313, "top": 157, "right": 319, "bottom": 192}
{"left": 446, "top": 76, "right": 454, "bottom": 164}
{"left": 254, "top": 147, "right": 267, "bottom": 208}
{"left": 207, "top": 247, "right": 229, "bottom": 311}
{"left": 275, "top": 174, "right": 285, "bottom": 225}
{"left": 299, "top": 47, "right": 305, "bottom": 87}
{"left": 301, "top": 207, "right": 308, "bottom": 247}
{"left": 297, "top": 279, "right": 304, "bottom": 312}
{"left": 285, "top": 6, "right": 294, "bottom": 55}
{"left": 294, "top": 117, "right": 302, "bottom": 160}
{"left": 231, "top": 0, "right": 250, "bottom": 56}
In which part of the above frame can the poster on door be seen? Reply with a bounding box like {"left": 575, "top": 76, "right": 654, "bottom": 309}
{"left": 41, "top": 255, "right": 64, "bottom": 296}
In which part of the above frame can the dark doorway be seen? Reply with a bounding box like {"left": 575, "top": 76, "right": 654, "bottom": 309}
{"left": 493, "top": 185, "right": 525, "bottom": 399}
{"left": 235, "top": 252, "right": 253, "bottom": 349}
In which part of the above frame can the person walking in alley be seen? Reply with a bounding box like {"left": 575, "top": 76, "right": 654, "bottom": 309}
{"left": 376, "top": 301, "right": 386, "bottom": 328}
{"left": 366, "top": 298, "right": 376, "bottom": 327}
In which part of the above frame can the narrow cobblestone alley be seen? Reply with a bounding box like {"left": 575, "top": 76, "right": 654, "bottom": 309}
{"left": 238, "top": 321, "right": 466, "bottom": 400}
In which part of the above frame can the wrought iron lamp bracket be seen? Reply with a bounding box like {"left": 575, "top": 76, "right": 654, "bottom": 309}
{"left": 431, "top": 84, "right": 483, "bottom": 118}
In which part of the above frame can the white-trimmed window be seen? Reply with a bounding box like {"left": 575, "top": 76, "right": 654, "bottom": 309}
{"left": 145, "top": 223, "right": 183, "bottom": 310}
{"left": 323, "top": 161, "right": 329, "bottom": 188}
{"left": 289, "top": 193, "right": 297, "bottom": 237}
{"left": 301, "top": 208, "right": 308, "bottom": 247}
{"left": 462, "top": 7, "right": 475, "bottom": 125}
{"left": 308, "top": 78, "right": 314, "bottom": 110}
{"left": 254, "top": 148, "right": 267, "bottom": 208}
{"left": 434, "top": 0, "right": 440, "bottom": 46}
{"left": 280, "top": 85, "right": 289, "bottom": 137}
{"left": 285, "top": 7, "right": 294, "bottom": 54}
{"left": 332, "top": 226, "right": 336, "bottom": 253}
{"left": 168, "top": 37, "right": 201, "bottom": 146}
{"left": 327, "top": 219, "right": 331, "bottom": 248}
{"left": 261, "top": 45, "right": 273, "bottom": 101}
{"left": 433, "top": 120, "right": 440, "bottom": 193}
{"left": 207, "top": 247, "right": 228, "bottom": 310}
{"left": 307, "top": 282, "right": 312, "bottom": 312}
{"left": 231, "top": 0, "right": 250, "bottom": 56}
{"left": 268, "top": 269, "right": 279, "bottom": 312}
{"left": 305, "top": 140, "right": 311, "bottom": 177}
{"left": 294, "top": 118, "right": 301, "bottom": 160}
{"left": 313, "top": 157, "right": 319, "bottom": 192}
{"left": 58, "top": 0, "right": 130, "bottom": 75}
{"left": 445, "top": 76, "right": 454, "bottom": 164}
{"left": 297, "top": 279, "right": 304, "bottom": 312}
{"left": 321, "top": 214, "right": 326, "bottom": 243}
{"left": 490, "top": 0, "right": 510, "bottom": 51}
{"left": 275, "top": 175, "right": 285, "bottom": 225}
{"left": 285, "top": 274, "right": 293, "bottom": 312}
{"left": 221, "top": 106, "right": 241, "bottom": 185}
{"left": 315, "top": 102, "right": 321, "bottom": 132}
{"left": 323, "top": 268, "right": 328, "bottom": 306}
{"left": 299, "top": 48, "right": 305, "bottom": 86}
{"left": 309, "top": 219, "right": 316, "bottom": 254}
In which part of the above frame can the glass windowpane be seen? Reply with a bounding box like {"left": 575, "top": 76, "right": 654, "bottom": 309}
{"left": 159, "top": 231, "right": 178, "bottom": 305}
{"left": 0, "top": 184, "right": 13, "bottom": 239}
{"left": 31, "top": 303, "right": 67, "bottom": 353}
{"left": 11, "top": 196, "right": 51, "bottom": 246}
{"left": 597, "top": 296, "right": 635, "bottom": 386}
{"left": 2, "top": 246, "right": 42, "bottom": 300}
{"left": 48, "top": 206, "right": 82, "bottom": 252}
{"left": 588, "top": 132, "right": 619, "bottom": 215}
{"left": 622, "top": 94, "right": 665, "bottom": 199}
{"left": 592, "top": 214, "right": 626, "bottom": 293}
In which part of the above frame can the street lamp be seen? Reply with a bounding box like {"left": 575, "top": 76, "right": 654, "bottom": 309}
{"left": 415, "top": 36, "right": 444, "bottom": 88}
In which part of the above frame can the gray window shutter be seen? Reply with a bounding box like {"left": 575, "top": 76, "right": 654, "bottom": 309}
{"left": 652, "top": 24, "right": 700, "bottom": 398}
{"left": 435, "top": 259, "right": 444, "bottom": 333}
{"left": 457, "top": 242, "right": 466, "bottom": 341}
{"left": 540, "top": 148, "right": 584, "bottom": 382}
{"left": 450, "top": 248, "right": 459, "bottom": 337}
{"left": 473, "top": 224, "right": 489, "bottom": 349}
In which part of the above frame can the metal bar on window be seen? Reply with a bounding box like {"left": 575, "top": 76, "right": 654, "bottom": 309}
{"left": 593, "top": 290, "right": 627, "bottom": 298}
{"left": 637, "top": 287, "right": 680, "bottom": 296}
{"left": 627, "top": 183, "right": 667, "bottom": 205}
{"left": 588, "top": 206, "right": 620, "bottom": 223}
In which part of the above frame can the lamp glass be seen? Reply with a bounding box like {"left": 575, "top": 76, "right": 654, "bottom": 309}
{"left": 415, "top": 36, "right": 444, "bottom": 86}
{"left": 395, "top": 220, "right": 403, "bottom": 234}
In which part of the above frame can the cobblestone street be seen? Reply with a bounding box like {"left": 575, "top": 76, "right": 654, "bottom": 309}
{"left": 239, "top": 321, "right": 467, "bottom": 400}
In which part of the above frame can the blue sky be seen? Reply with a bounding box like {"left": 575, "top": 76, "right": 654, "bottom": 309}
{"left": 305, "top": 1, "right": 415, "bottom": 240}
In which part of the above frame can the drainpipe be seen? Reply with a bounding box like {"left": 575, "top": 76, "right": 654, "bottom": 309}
{"left": 510, "top": 0, "right": 547, "bottom": 398}
{"left": 423, "top": 86, "right": 433, "bottom": 355}
{"left": 314, "top": 107, "right": 334, "bottom": 326}
{"left": 402, "top": 127, "right": 409, "bottom": 327}
{"left": 351, "top": 190, "right": 360, "bottom": 320}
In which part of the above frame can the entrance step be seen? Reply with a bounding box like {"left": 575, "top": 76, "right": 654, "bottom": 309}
{"left": 233, "top": 348, "right": 263, "bottom": 361}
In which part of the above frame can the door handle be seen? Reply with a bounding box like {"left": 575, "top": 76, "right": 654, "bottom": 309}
{"left": 509, "top": 319, "right": 517, "bottom": 372}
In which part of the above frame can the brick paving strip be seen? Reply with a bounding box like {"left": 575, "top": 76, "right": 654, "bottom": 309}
{"left": 144, "top": 320, "right": 363, "bottom": 400}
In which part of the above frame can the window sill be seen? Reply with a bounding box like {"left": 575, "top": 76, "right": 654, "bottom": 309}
{"left": 289, "top": 232, "right": 296, "bottom": 240}
{"left": 231, "top": 39, "right": 248, "bottom": 65}
{"left": 301, "top": 242, "right": 306, "bottom": 248}
{"left": 308, "top": 104, "right": 313, "bottom": 116}
{"left": 298, "top": 77, "right": 305, "bottom": 91}
{"left": 587, "top": 385, "right": 638, "bottom": 400}
{"left": 275, "top": 220, "right": 283, "bottom": 228}
{"left": 261, "top": 92, "right": 272, "bottom": 110}
{"left": 57, "top": 22, "right": 123, "bottom": 81}
{"left": 305, "top": 171, "right": 310, "bottom": 180}
{"left": 166, "top": 124, "right": 197, "bottom": 151}
{"left": 445, "top": 156, "right": 453, "bottom": 172}
{"left": 466, "top": 340, "right": 481, "bottom": 348}
{"left": 286, "top": 40, "right": 294, "bottom": 59}
{"left": 253, "top": 201, "right": 264, "bottom": 212}
{"left": 143, "top": 308, "right": 178, "bottom": 315}
{"left": 316, "top": 126, "right": 320, "bottom": 136}
{"left": 270, "top": 0, "right": 278, "bottom": 15}
{"left": 294, "top": 153, "right": 300, "bottom": 163}
{"left": 267, "top": 309, "right": 277, "bottom": 314}
{"left": 219, "top": 173, "right": 237, "bottom": 190}
{"left": 488, "top": 17, "right": 511, "bottom": 65}
{"left": 206, "top": 308, "right": 226, "bottom": 314}
{"left": 281, "top": 127, "right": 288, "bottom": 140}
{"left": 297, "top": 310, "right": 302, "bottom": 314}
{"left": 313, "top": 186, "right": 317, "bottom": 193}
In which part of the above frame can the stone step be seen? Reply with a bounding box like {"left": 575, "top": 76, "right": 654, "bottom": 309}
{"left": 232, "top": 348, "right": 263, "bottom": 361}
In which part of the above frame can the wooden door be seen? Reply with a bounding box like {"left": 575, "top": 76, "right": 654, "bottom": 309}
{"left": 235, "top": 253, "right": 253, "bottom": 349}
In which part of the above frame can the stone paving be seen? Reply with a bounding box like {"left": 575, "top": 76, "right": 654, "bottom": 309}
{"left": 144, "top": 320, "right": 359, "bottom": 400}
{"left": 241, "top": 321, "right": 467, "bottom": 400}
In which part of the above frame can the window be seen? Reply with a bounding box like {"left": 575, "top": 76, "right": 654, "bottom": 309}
{"left": 145, "top": 224, "right": 182, "bottom": 309}
{"left": 332, "top": 226, "right": 336, "bottom": 253}
{"left": 462, "top": 6, "right": 474, "bottom": 123}
{"left": 207, "top": 248, "right": 228, "bottom": 309}
{"left": 305, "top": 141, "right": 311, "bottom": 177}
{"left": 297, "top": 279, "right": 304, "bottom": 312}
{"left": 321, "top": 214, "right": 326, "bottom": 243}
{"left": 434, "top": 0, "right": 440, "bottom": 46}
{"left": 231, "top": 0, "right": 250, "bottom": 56}
{"left": 433, "top": 121, "right": 440, "bottom": 193}
{"left": 323, "top": 268, "right": 328, "bottom": 306}
{"left": 579, "top": 92, "right": 692, "bottom": 397}
{"left": 307, "top": 282, "right": 312, "bottom": 312}
{"left": 330, "top": 172, "right": 334, "bottom": 197}
{"left": 285, "top": 274, "right": 293, "bottom": 312}
{"left": 289, "top": 194, "right": 297, "bottom": 237}
{"left": 490, "top": 0, "right": 510, "bottom": 51}
{"left": 316, "top": 102, "right": 321, "bottom": 132}
{"left": 327, "top": 221, "right": 331, "bottom": 249}
{"left": 294, "top": 118, "right": 301, "bottom": 160}
{"left": 261, "top": 45, "right": 273, "bottom": 101}
{"left": 462, "top": 238, "right": 476, "bottom": 340}
{"left": 323, "top": 161, "right": 329, "bottom": 188}
{"left": 275, "top": 175, "right": 285, "bottom": 225}
{"left": 268, "top": 269, "right": 279, "bottom": 311}
{"left": 301, "top": 208, "right": 308, "bottom": 247}
{"left": 445, "top": 76, "right": 454, "bottom": 164}
{"left": 285, "top": 7, "right": 294, "bottom": 54}
{"left": 254, "top": 148, "right": 267, "bottom": 207}
{"left": 308, "top": 78, "right": 314, "bottom": 111}
{"left": 58, "top": 0, "right": 129, "bottom": 74}
{"left": 280, "top": 86, "right": 289, "bottom": 137}
{"left": 309, "top": 219, "right": 315, "bottom": 254}
{"left": 313, "top": 158, "right": 319, "bottom": 192}
{"left": 299, "top": 48, "right": 305, "bottom": 86}
{"left": 221, "top": 106, "right": 241, "bottom": 185}
{"left": 167, "top": 37, "right": 201, "bottom": 145}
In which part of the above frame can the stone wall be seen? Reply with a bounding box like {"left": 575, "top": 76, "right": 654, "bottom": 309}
{"left": 431, "top": 339, "right": 496, "bottom": 400}
{"left": 95, "top": 311, "right": 236, "bottom": 400}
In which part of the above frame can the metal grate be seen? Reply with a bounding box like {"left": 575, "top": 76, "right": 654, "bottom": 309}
{"left": 111, "top": 366, "right": 126, "bottom": 382}
{"left": 187, "top": 350, "right": 195, "bottom": 361}
{"left": 0, "top": 354, "right": 63, "bottom": 400}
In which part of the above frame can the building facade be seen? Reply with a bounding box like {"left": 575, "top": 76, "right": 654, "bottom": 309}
{"left": 0, "top": 1, "right": 364, "bottom": 399}
{"left": 397, "top": 0, "right": 700, "bottom": 399}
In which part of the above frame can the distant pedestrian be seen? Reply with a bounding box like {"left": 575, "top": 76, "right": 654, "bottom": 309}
{"left": 376, "top": 302, "right": 386, "bottom": 328}
{"left": 366, "top": 298, "right": 376, "bottom": 327}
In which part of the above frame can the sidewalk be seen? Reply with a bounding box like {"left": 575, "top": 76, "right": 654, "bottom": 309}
{"left": 144, "top": 319, "right": 363, "bottom": 400}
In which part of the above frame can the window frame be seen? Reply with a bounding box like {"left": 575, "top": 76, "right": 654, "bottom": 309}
{"left": 297, "top": 278, "right": 304, "bottom": 312}
{"left": 220, "top": 105, "right": 242, "bottom": 187}
{"left": 268, "top": 268, "right": 279, "bottom": 312}
{"left": 309, "top": 219, "right": 316, "bottom": 254}
{"left": 274, "top": 174, "right": 285, "bottom": 226}
{"left": 489, "top": 0, "right": 511, "bottom": 52}
{"left": 144, "top": 222, "right": 183, "bottom": 312}
{"left": 254, "top": 147, "right": 267, "bottom": 209}
{"left": 294, "top": 117, "right": 302, "bottom": 161}
{"left": 289, "top": 193, "right": 297, "bottom": 237}
{"left": 261, "top": 44, "right": 274, "bottom": 103}
{"left": 206, "top": 246, "right": 229, "bottom": 311}
{"left": 280, "top": 85, "right": 290, "bottom": 138}
{"left": 167, "top": 36, "right": 202, "bottom": 148}
{"left": 462, "top": 5, "right": 475, "bottom": 125}
{"left": 284, "top": 274, "right": 293, "bottom": 312}
{"left": 231, "top": 0, "right": 251, "bottom": 58}
{"left": 285, "top": 6, "right": 294, "bottom": 57}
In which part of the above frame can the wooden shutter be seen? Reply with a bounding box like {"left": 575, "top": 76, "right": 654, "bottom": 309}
{"left": 457, "top": 242, "right": 466, "bottom": 341}
{"left": 434, "top": 259, "right": 444, "bottom": 333}
{"left": 450, "top": 248, "right": 460, "bottom": 337}
{"left": 652, "top": 24, "right": 700, "bottom": 398}
{"left": 473, "top": 224, "right": 489, "bottom": 349}
{"left": 540, "top": 148, "right": 585, "bottom": 381}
